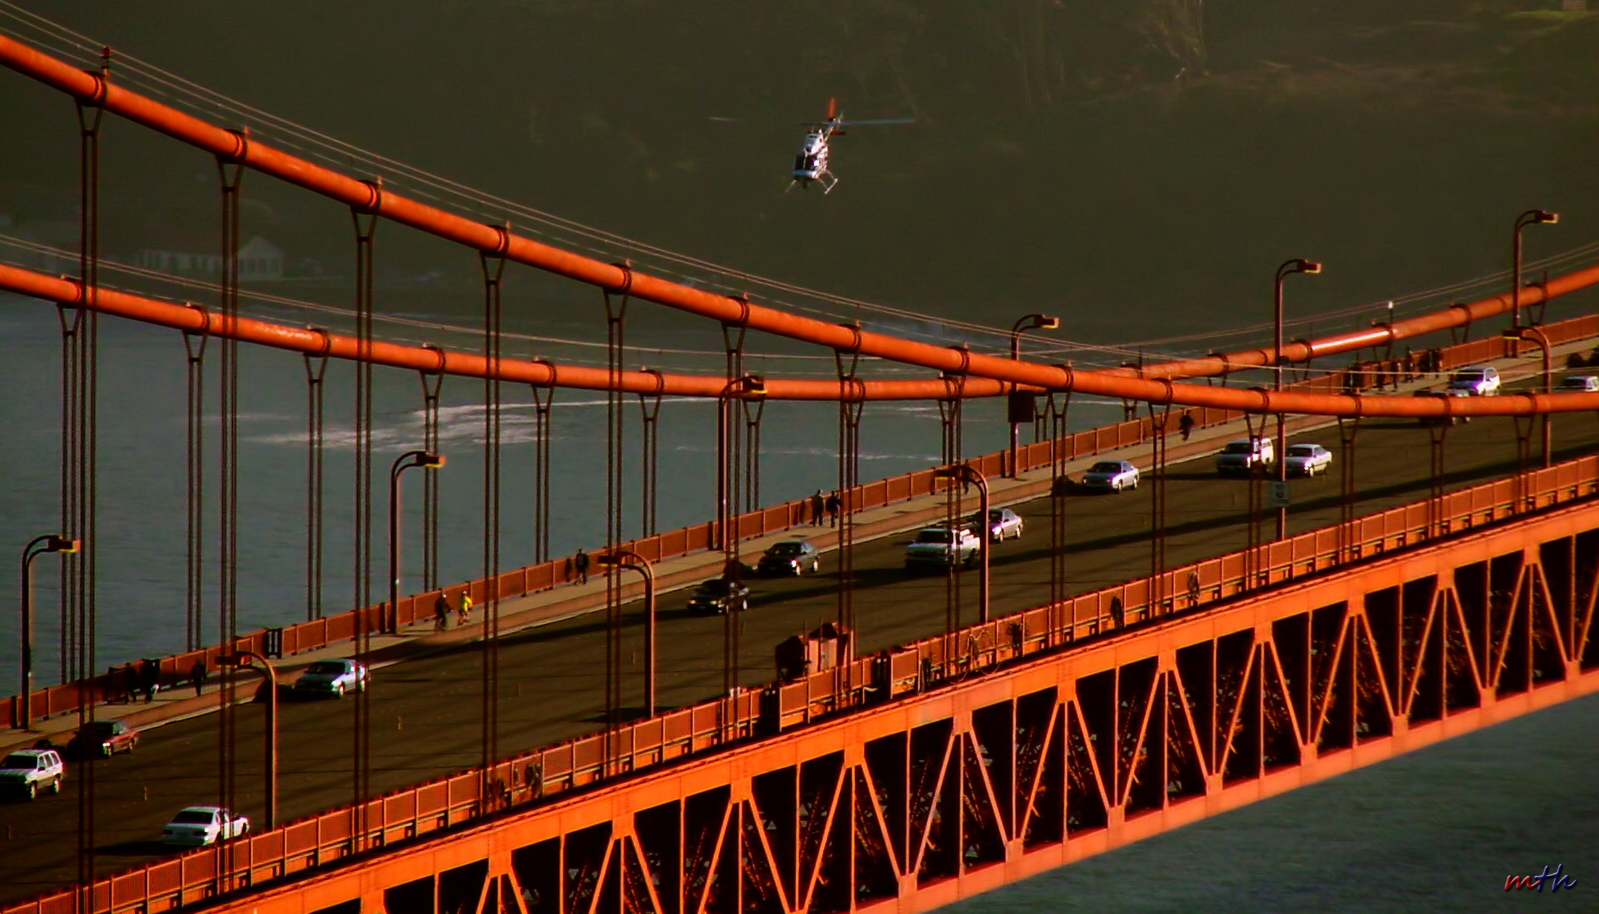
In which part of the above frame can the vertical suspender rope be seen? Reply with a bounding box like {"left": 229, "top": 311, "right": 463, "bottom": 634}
{"left": 1047, "top": 389, "right": 1071, "bottom": 643}
{"left": 603, "top": 270, "right": 630, "bottom": 734}
{"left": 350, "top": 184, "right": 379, "bottom": 834}
{"left": 530, "top": 377, "right": 555, "bottom": 565}
{"left": 1147, "top": 398, "right": 1172, "bottom": 616}
{"left": 482, "top": 243, "right": 507, "bottom": 779}
{"left": 304, "top": 341, "right": 329, "bottom": 621}
{"left": 56, "top": 302, "right": 78, "bottom": 685}
{"left": 720, "top": 318, "right": 747, "bottom": 717}
{"left": 834, "top": 339, "right": 863, "bottom": 642}
{"left": 743, "top": 396, "right": 765, "bottom": 515}
{"left": 72, "top": 52, "right": 107, "bottom": 906}
{"left": 638, "top": 369, "right": 664, "bottom": 540}
{"left": 418, "top": 357, "right": 444, "bottom": 593}
{"left": 216, "top": 131, "right": 246, "bottom": 828}
{"left": 183, "top": 311, "right": 208, "bottom": 647}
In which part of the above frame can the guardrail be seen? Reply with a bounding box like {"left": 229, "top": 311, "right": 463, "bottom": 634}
{"left": 7, "top": 313, "right": 1597, "bottom": 731}
{"left": 8, "top": 446, "right": 1598, "bottom": 914}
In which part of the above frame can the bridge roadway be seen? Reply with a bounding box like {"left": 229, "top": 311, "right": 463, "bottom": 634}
{"left": 3, "top": 394, "right": 1597, "bottom": 900}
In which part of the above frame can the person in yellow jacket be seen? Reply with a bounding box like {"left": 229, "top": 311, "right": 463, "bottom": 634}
{"left": 457, "top": 589, "right": 474, "bottom": 625}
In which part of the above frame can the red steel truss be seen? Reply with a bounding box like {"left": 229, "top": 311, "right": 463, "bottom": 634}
{"left": 94, "top": 491, "right": 1599, "bottom": 914}
{"left": 8, "top": 455, "right": 1599, "bottom": 914}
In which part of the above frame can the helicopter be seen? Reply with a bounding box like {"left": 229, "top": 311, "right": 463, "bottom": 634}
{"left": 788, "top": 98, "right": 912, "bottom": 194}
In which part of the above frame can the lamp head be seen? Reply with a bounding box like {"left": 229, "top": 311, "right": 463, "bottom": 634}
{"left": 420, "top": 452, "right": 445, "bottom": 469}
{"left": 739, "top": 375, "right": 767, "bottom": 397}
{"left": 1534, "top": 210, "right": 1559, "bottom": 225}
{"left": 44, "top": 535, "right": 79, "bottom": 554}
{"left": 1296, "top": 260, "right": 1322, "bottom": 275}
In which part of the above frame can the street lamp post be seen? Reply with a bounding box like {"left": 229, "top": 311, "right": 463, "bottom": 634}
{"left": 933, "top": 465, "right": 990, "bottom": 623}
{"left": 1008, "top": 314, "right": 1060, "bottom": 478}
{"left": 595, "top": 550, "right": 656, "bottom": 717}
{"left": 1512, "top": 210, "right": 1559, "bottom": 332}
{"left": 16, "top": 535, "right": 78, "bottom": 730}
{"left": 220, "top": 651, "right": 278, "bottom": 829}
{"left": 387, "top": 451, "right": 445, "bottom": 635}
{"left": 1504, "top": 326, "right": 1554, "bottom": 467}
{"left": 1274, "top": 258, "right": 1322, "bottom": 541}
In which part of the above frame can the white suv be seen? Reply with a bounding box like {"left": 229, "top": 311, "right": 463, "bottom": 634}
{"left": 1447, "top": 365, "right": 1500, "bottom": 396}
{"left": 0, "top": 749, "right": 65, "bottom": 800}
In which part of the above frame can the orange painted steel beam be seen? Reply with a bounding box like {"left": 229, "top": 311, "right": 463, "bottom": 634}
{"left": 4, "top": 35, "right": 1599, "bottom": 413}
{"left": 54, "top": 495, "right": 1599, "bottom": 914}
{"left": 5, "top": 260, "right": 1599, "bottom": 417}
{"left": 0, "top": 264, "right": 998, "bottom": 401}
{"left": 8, "top": 453, "right": 1599, "bottom": 914}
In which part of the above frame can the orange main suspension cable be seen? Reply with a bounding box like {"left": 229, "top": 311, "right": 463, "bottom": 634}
{"left": 6, "top": 261, "right": 1599, "bottom": 417}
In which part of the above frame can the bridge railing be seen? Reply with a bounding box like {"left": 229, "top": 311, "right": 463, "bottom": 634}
{"left": 7, "top": 312, "right": 1597, "bottom": 730}
{"left": 8, "top": 445, "right": 1598, "bottom": 914}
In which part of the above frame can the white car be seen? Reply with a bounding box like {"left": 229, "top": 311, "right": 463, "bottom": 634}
{"left": 970, "top": 508, "right": 1024, "bottom": 541}
{"left": 1081, "top": 460, "right": 1140, "bottom": 492}
{"left": 1559, "top": 375, "right": 1599, "bottom": 392}
{"left": 1214, "top": 438, "right": 1275, "bottom": 475}
{"left": 292, "top": 659, "right": 369, "bottom": 699}
{"left": 1283, "top": 443, "right": 1332, "bottom": 477}
{"left": 0, "top": 749, "right": 65, "bottom": 800}
{"left": 163, "top": 806, "right": 250, "bottom": 846}
{"left": 904, "top": 527, "right": 982, "bottom": 570}
{"left": 1447, "top": 365, "right": 1500, "bottom": 396}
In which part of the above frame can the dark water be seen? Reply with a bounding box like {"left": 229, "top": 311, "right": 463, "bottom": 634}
{"left": 3, "top": 3, "right": 1599, "bottom": 911}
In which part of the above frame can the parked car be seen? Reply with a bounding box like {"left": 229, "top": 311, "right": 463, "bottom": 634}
{"left": 756, "top": 540, "right": 820, "bottom": 576}
{"left": 0, "top": 749, "right": 65, "bottom": 800}
{"left": 1081, "top": 460, "right": 1140, "bottom": 492}
{"left": 163, "top": 806, "right": 250, "bottom": 847}
{"left": 1447, "top": 365, "right": 1500, "bottom": 396}
{"left": 688, "top": 578, "right": 750, "bottom": 615}
{"left": 292, "top": 659, "right": 369, "bottom": 699}
{"left": 1214, "top": 438, "right": 1275, "bottom": 475}
{"left": 1282, "top": 443, "right": 1332, "bottom": 477}
{"left": 970, "top": 507, "right": 1024, "bottom": 540}
{"left": 68, "top": 719, "right": 139, "bottom": 759}
{"left": 904, "top": 526, "right": 982, "bottom": 570}
{"left": 1560, "top": 374, "right": 1599, "bottom": 393}
{"left": 1414, "top": 388, "right": 1471, "bottom": 426}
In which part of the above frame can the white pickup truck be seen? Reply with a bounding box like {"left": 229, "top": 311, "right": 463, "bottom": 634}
{"left": 0, "top": 749, "right": 66, "bottom": 800}
{"left": 1214, "top": 437, "right": 1275, "bottom": 475}
{"left": 904, "top": 526, "right": 982, "bottom": 570}
{"left": 163, "top": 806, "right": 251, "bottom": 846}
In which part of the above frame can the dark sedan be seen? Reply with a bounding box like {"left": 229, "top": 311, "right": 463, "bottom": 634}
{"left": 757, "top": 540, "right": 821, "bottom": 576}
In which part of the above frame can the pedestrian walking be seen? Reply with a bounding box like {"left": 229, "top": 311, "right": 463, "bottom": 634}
{"left": 457, "top": 588, "right": 473, "bottom": 625}
{"left": 809, "top": 490, "right": 825, "bottom": 527}
{"left": 190, "top": 659, "right": 208, "bottom": 697}
{"left": 139, "top": 658, "right": 160, "bottom": 703}
{"left": 433, "top": 591, "right": 450, "bottom": 631}
{"left": 575, "top": 548, "right": 590, "bottom": 585}
{"left": 121, "top": 664, "right": 139, "bottom": 704}
{"left": 1178, "top": 410, "right": 1195, "bottom": 442}
{"left": 824, "top": 491, "right": 841, "bottom": 527}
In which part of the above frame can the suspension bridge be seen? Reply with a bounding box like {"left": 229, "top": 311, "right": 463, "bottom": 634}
{"left": 3, "top": 28, "right": 1599, "bottom": 914}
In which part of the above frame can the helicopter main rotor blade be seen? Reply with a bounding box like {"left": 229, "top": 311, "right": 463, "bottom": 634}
{"left": 837, "top": 117, "right": 915, "bottom": 126}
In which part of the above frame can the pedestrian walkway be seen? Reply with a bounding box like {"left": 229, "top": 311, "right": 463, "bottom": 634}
{"left": 5, "top": 341, "right": 1582, "bottom": 757}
